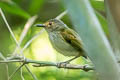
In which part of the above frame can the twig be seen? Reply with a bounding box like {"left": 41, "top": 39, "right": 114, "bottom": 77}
{"left": 0, "top": 52, "right": 6, "bottom": 60}
{"left": 9, "top": 63, "right": 25, "bottom": 80}
{"left": 12, "top": 15, "right": 38, "bottom": 55}
{"left": 19, "top": 15, "right": 38, "bottom": 45}
{"left": 0, "top": 52, "right": 9, "bottom": 80}
{"left": 33, "top": 63, "right": 93, "bottom": 71}
{"left": 55, "top": 10, "right": 67, "bottom": 20}
{"left": 0, "top": 59, "right": 24, "bottom": 63}
{"left": 1, "top": 13, "right": 38, "bottom": 79}
{"left": 0, "top": 8, "right": 18, "bottom": 45}
{"left": 15, "top": 15, "right": 38, "bottom": 80}
{"left": 5, "top": 63, "right": 9, "bottom": 80}
{"left": 20, "top": 29, "right": 45, "bottom": 54}
{"left": 20, "top": 66, "right": 25, "bottom": 80}
{"left": 0, "top": 58, "right": 94, "bottom": 71}
{"left": 30, "top": 60, "right": 93, "bottom": 71}
{"left": 25, "top": 65, "right": 38, "bottom": 80}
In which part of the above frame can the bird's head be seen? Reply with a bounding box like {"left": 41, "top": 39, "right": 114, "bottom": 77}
{"left": 35, "top": 19, "right": 67, "bottom": 32}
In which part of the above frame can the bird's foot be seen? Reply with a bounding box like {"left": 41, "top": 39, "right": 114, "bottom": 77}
{"left": 57, "top": 56, "right": 80, "bottom": 68}
{"left": 57, "top": 61, "right": 70, "bottom": 68}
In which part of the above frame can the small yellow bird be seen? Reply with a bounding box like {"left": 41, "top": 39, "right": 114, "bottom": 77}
{"left": 36, "top": 19, "right": 87, "bottom": 63}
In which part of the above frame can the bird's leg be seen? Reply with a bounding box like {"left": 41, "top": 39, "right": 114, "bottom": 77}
{"left": 62, "top": 55, "right": 80, "bottom": 64}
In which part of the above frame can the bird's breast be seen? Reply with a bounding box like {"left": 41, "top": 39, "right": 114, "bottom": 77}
{"left": 48, "top": 32, "right": 79, "bottom": 56}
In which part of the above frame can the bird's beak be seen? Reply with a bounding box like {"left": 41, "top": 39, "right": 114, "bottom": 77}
{"left": 35, "top": 24, "right": 46, "bottom": 27}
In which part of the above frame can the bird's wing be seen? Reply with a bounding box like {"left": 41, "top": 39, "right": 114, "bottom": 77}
{"left": 60, "top": 28, "right": 83, "bottom": 51}
{"left": 60, "top": 28, "right": 87, "bottom": 58}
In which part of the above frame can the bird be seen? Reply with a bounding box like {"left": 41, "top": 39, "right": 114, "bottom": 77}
{"left": 35, "top": 19, "right": 87, "bottom": 64}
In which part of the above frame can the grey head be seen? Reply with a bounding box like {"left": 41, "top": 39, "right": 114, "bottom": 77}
{"left": 35, "top": 19, "right": 68, "bottom": 32}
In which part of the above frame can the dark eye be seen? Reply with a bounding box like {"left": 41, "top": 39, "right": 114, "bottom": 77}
{"left": 49, "top": 22, "right": 52, "bottom": 25}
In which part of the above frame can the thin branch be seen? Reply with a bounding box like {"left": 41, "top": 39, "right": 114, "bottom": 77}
{"left": 0, "top": 52, "right": 9, "bottom": 80}
{"left": 29, "top": 60, "right": 93, "bottom": 71}
{"left": 33, "top": 63, "right": 93, "bottom": 71}
{"left": 20, "top": 67, "right": 25, "bottom": 80}
{"left": 55, "top": 10, "right": 67, "bottom": 20}
{"left": 4, "top": 59, "right": 39, "bottom": 80}
{"left": 1, "top": 14, "right": 39, "bottom": 79}
{"left": 0, "top": 60, "right": 24, "bottom": 63}
{"left": 9, "top": 63, "right": 25, "bottom": 80}
{"left": 20, "top": 29, "right": 45, "bottom": 54}
{"left": 5, "top": 63, "right": 9, "bottom": 80}
{"left": 0, "top": 8, "right": 18, "bottom": 45}
{"left": 15, "top": 15, "right": 38, "bottom": 80}
{"left": 0, "top": 58, "right": 94, "bottom": 71}
{"left": 25, "top": 65, "right": 38, "bottom": 80}
{"left": 0, "top": 8, "right": 39, "bottom": 80}
{"left": 19, "top": 15, "right": 38, "bottom": 45}
{"left": 12, "top": 15, "right": 38, "bottom": 55}
{"left": 0, "top": 52, "right": 6, "bottom": 60}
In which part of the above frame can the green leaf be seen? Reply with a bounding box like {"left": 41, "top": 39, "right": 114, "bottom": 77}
{"left": 90, "top": 0, "right": 108, "bottom": 35}
{"left": 90, "top": 0, "right": 105, "bottom": 12}
{"left": 0, "top": 1, "right": 30, "bottom": 19}
{"left": 95, "top": 11, "right": 108, "bottom": 35}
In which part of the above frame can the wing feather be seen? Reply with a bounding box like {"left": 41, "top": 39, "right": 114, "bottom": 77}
{"left": 60, "top": 28, "right": 87, "bottom": 58}
{"left": 60, "top": 28, "right": 83, "bottom": 51}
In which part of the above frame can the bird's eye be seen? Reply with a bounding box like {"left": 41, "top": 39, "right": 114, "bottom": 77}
{"left": 49, "top": 22, "right": 52, "bottom": 25}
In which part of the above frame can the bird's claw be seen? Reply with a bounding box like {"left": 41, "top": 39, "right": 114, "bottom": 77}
{"left": 57, "top": 61, "right": 70, "bottom": 68}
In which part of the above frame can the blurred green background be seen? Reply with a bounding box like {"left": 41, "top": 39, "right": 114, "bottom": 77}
{"left": 0, "top": 0, "right": 106, "bottom": 80}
